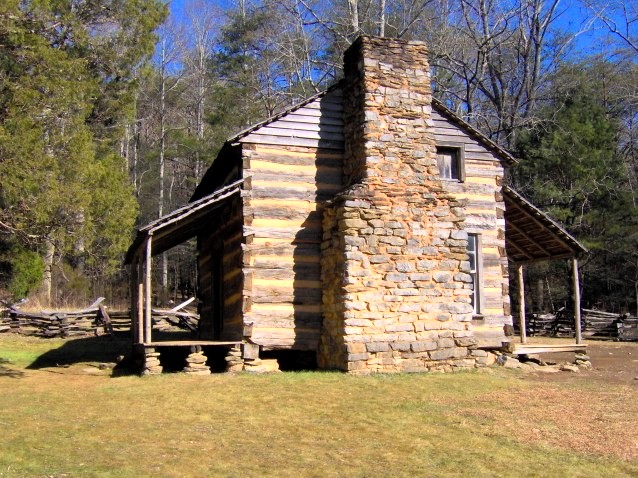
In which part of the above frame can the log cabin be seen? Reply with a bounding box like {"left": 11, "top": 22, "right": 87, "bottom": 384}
{"left": 126, "top": 36, "right": 587, "bottom": 374}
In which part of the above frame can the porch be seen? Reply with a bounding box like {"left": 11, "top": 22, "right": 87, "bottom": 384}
{"left": 125, "top": 180, "right": 244, "bottom": 347}
{"left": 125, "top": 180, "right": 249, "bottom": 373}
{"left": 503, "top": 187, "right": 589, "bottom": 356}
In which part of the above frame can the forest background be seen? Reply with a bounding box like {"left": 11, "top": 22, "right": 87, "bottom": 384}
{"left": 0, "top": 0, "right": 636, "bottom": 314}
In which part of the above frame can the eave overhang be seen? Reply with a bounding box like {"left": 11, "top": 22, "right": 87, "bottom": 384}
{"left": 504, "top": 186, "right": 588, "bottom": 264}
{"left": 125, "top": 179, "right": 244, "bottom": 264}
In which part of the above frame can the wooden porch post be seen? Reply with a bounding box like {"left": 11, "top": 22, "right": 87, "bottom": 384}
{"left": 137, "top": 258, "right": 144, "bottom": 344}
{"left": 144, "top": 235, "right": 153, "bottom": 344}
{"left": 129, "top": 253, "right": 136, "bottom": 343}
{"left": 572, "top": 257, "right": 583, "bottom": 345}
{"left": 517, "top": 264, "right": 527, "bottom": 344}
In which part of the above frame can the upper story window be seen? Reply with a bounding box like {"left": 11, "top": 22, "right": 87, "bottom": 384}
{"left": 436, "top": 145, "right": 465, "bottom": 182}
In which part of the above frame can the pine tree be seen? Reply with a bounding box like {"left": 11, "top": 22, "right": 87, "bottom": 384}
{"left": 514, "top": 82, "right": 638, "bottom": 312}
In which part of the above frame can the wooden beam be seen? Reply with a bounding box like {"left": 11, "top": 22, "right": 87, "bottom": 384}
{"left": 129, "top": 252, "right": 138, "bottom": 343}
{"left": 142, "top": 341, "right": 241, "bottom": 347}
{"left": 506, "top": 235, "right": 535, "bottom": 261}
{"left": 517, "top": 264, "right": 527, "bottom": 344}
{"left": 572, "top": 257, "right": 583, "bottom": 345}
{"left": 144, "top": 236, "right": 152, "bottom": 344}
{"left": 167, "top": 297, "right": 195, "bottom": 313}
{"left": 507, "top": 197, "right": 576, "bottom": 253}
{"left": 508, "top": 252, "right": 576, "bottom": 266}
{"left": 506, "top": 219, "right": 552, "bottom": 258}
{"left": 137, "top": 282, "right": 144, "bottom": 344}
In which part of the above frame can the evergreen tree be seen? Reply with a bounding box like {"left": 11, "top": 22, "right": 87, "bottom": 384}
{"left": 514, "top": 82, "right": 638, "bottom": 312}
{"left": 0, "top": 1, "right": 166, "bottom": 303}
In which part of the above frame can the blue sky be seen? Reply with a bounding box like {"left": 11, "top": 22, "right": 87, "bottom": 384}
{"left": 164, "top": 0, "right": 624, "bottom": 60}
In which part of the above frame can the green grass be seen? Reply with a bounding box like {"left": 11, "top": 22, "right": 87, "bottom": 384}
{"left": 0, "top": 335, "right": 67, "bottom": 368}
{"left": 0, "top": 335, "right": 636, "bottom": 477}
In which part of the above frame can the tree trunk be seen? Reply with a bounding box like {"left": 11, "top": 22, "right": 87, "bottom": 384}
{"left": 349, "top": 0, "right": 359, "bottom": 35}
{"left": 42, "top": 237, "right": 55, "bottom": 306}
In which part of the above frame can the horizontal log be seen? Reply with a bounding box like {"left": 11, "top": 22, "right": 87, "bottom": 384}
{"left": 246, "top": 207, "right": 323, "bottom": 224}
{"left": 250, "top": 215, "right": 322, "bottom": 229}
{"left": 249, "top": 265, "right": 320, "bottom": 281}
{"left": 244, "top": 243, "right": 321, "bottom": 257}
{"left": 246, "top": 311, "right": 322, "bottom": 327}
{"left": 252, "top": 256, "right": 320, "bottom": 269}
{"left": 250, "top": 185, "right": 339, "bottom": 202}
{"left": 249, "top": 326, "right": 321, "bottom": 338}
{"left": 253, "top": 145, "right": 344, "bottom": 159}
{"left": 250, "top": 170, "right": 342, "bottom": 188}
{"left": 244, "top": 226, "right": 322, "bottom": 242}
{"left": 250, "top": 292, "right": 323, "bottom": 305}
{"left": 248, "top": 159, "right": 340, "bottom": 177}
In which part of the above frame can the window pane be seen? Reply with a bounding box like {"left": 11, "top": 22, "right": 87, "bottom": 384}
{"left": 436, "top": 148, "right": 459, "bottom": 180}
{"left": 467, "top": 235, "right": 475, "bottom": 252}
{"left": 437, "top": 152, "right": 453, "bottom": 178}
{"left": 467, "top": 234, "right": 480, "bottom": 314}
{"left": 449, "top": 152, "right": 458, "bottom": 178}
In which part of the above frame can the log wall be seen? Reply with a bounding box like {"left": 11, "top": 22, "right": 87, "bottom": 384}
{"left": 198, "top": 195, "right": 244, "bottom": 341}
{"left": 239, "top": 90, "right": 345, "bottom": 350}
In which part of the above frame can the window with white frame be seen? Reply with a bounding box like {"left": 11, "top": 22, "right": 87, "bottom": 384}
{"left": 467, "top": 233, "right": 481, "bottom": 314}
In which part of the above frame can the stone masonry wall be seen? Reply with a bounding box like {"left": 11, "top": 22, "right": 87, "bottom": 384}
{"left": 318, "top": 36, "right": 485, "bottom": 373}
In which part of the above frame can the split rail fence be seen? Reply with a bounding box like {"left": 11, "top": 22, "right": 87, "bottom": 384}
{"left": 513, "top": 308, "right": 638, "bottom": 341}
{"left": 0, "top": 298, "right": 199, "bottom": 339}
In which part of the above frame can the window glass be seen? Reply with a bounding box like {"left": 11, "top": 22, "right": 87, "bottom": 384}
{"left": 437, "top": 148, "right": 459, "bottom": 180}
{"left": 467, "top": 234, "right": 480, "bottom": 314}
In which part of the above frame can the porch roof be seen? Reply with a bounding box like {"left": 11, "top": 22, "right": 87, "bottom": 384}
{"left": 124, "top": 179, "right": 244, "bottom": 264}
{"left": 504, "top": 186, "right": 588, "bottom": 264}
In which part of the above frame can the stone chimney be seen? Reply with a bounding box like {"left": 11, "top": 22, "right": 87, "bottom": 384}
{"left": 319, "top": 36, "right": 479, "bottom": 373}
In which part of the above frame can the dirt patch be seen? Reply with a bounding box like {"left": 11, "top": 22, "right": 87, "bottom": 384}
{"left": 525, "top": 340, "right": 638, "bottom": 387}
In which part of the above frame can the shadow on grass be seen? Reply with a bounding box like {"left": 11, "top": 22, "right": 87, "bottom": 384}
{"left": 0, "top": 358, "right": 24, "bottom": 378}
{"left": 26, "top": 333, "right": 134, "bottom": 376}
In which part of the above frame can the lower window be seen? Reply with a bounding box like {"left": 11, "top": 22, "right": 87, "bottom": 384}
{"left": 467, "top": 233, "right": 481, "bottom": 314}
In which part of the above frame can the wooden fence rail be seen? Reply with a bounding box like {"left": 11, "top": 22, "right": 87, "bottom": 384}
{"left": 0, "top": 298, "right": 199, "bottom": 338}
{"left": 513, "top": 308, "right": 638, "bottom": 341}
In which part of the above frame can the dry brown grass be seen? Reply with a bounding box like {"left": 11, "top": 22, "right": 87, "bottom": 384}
{"left": 461, "top": 382, "right": 638, "bottom": 461}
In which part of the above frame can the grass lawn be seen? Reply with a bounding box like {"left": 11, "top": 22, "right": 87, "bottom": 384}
{"left": 0, "top": 334, "right": 637, "bottom": 477}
